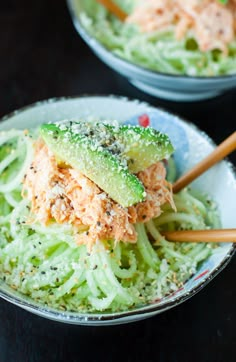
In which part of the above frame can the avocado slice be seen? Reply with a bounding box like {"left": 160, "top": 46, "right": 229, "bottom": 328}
{"left": 40, "top": 123, "right": 145, "bottom": 208}
{"left": 105, "top": 124, "right": 174, "bottom": 173}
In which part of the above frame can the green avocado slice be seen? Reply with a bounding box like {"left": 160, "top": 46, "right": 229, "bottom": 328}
{"left": 105, "top": 124, "right": 174, "bottom": 173}
{"left": 40, "top": 123, "right": 146, "bottom": 208}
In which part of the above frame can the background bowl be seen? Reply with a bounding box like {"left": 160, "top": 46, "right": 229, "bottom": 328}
{"left": 0, "top": 95, "right": 235, "bottom": 325}
{"left": 67, "top": 0, "right": 236, "bottom": 102}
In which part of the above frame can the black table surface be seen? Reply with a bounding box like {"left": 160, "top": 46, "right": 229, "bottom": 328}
{"left": 0, "top": 1, "right": 236, "bottom": 361}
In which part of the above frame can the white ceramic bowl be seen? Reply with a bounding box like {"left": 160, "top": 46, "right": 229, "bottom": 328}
{"left": 67, "top": 0, "right": 236, "bottom": 101}
{"left": 0, "top": 96, "right": 235, "bottom": 325}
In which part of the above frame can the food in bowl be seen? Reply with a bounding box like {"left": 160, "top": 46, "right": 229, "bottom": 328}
{"left": 0, "top": 118, "right": 221, "bottom": 313}
{"left": 78, "top": 0, "right": 236, "bottom": 76}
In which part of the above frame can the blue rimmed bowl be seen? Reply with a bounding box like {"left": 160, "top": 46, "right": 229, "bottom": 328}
{"left": 0, "top": 95, "right": 235, "bottom": 325}
{"left": 67, "top": 0, "right": 236, "bottom": 101}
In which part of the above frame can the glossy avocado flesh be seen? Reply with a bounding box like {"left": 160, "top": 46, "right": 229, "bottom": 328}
{"left": 106, "top": 124, "right": 174, "bottom": 173}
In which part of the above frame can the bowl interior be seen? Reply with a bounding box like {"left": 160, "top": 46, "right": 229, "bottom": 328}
{"left": 0, "top": 96, "right": 235, "bottom": 325}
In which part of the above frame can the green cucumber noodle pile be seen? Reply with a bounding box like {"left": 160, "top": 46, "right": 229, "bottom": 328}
{"left": 77, "top": 0, "right": 236, "bottom": 76}
{"left": 0, "top": 129, "right": 220, "bottom": 313}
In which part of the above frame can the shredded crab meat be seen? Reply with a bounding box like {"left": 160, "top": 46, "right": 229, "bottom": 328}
{"left": 130, "top": 162, "right": 176, "bottom": 223}
{"left": 126, "top": 0, "right": 236, "bottom": 54}
{"left": 23, "top": 140, "right": 175, "bottom": 247}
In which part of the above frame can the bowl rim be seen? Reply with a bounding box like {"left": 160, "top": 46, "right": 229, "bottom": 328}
{"left": 66, "top": 0, "right": 236, "bottom": 83}
{"left": 0, "top": 94, "right": 235, "bottom": 324}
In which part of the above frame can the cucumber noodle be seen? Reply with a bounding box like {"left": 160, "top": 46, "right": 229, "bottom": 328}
{"left": 78, "top": 0, "right": 236, "bottom": 76}
{"left": 0, "top": 129, "right": 220, "bottom": 312}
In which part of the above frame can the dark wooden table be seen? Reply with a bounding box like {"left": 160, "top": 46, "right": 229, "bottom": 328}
{"left": 0, "top": 1, "right": 235, "bottom": 361}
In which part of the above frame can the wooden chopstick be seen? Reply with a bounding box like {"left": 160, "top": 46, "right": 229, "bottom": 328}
{"left": 173, "top": 131, "right": 236, "bottom": 194}
{"left": 96, "top": 0, "right": 127, "bottom": 21}
{"left": 161, "top": 229, "right": 236, "bottom": 243}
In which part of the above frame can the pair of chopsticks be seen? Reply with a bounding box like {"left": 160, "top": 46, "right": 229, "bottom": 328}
{"left": 164, "top": 131, "right": 236, "bottom": 243}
